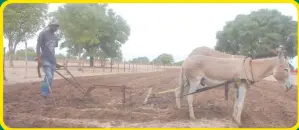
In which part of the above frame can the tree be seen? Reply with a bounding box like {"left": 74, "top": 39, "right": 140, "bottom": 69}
{"left": 153, "top": 53, "right": 174, "bottom": 65}
{"left": 55, "top": 53, "right": 65, "bottom": 60}
{"left": 52, "top": 4, "right": 103, "bottom": 67}
{"left": 4, "top": 4, "right": 48, "bottom": 67}
{"left": 52, "top": 4, "right": 130, "bottom": 67}
{"left": 215, "top": 9, "right": 297, "bottom": 58}
{"left": 95, "top": 7, "right": 130, "bottom": 66}
{"left": 131, "top": 57, "right": 150, "bottom": 64}
{"left": 173, "top": 60, "right": 184, "bottom": 66}
{"left": 15, "top": 47, "right": 36, "bottom": 60}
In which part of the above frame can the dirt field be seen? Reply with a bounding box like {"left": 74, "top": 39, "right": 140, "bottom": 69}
{"left": 3, "top": 68, "right": 298, "bottom": 128}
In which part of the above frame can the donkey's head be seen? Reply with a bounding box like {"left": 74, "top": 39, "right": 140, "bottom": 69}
{"left": 270, "top": 46, "right": 293, "bottom": 91}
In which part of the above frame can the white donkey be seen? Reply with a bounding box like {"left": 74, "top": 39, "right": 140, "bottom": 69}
{"left": 175, "top": 47, "right": 293, "bottom": 126}
{"left": 188, "top": 46, "right": 245, "bottom": 59}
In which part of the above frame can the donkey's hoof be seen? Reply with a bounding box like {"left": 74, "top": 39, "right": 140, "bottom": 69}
{"left": 190, "top": 115, "right": 197, "bottom": 120}
{"left": 231, "top": 117, "right": 241, "bottom": 127}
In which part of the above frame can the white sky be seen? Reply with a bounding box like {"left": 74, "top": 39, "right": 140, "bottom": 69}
{"left": 3, "top": 3, "right": 298, "bottom": 62}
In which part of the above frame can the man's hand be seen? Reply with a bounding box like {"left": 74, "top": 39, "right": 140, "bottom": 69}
{"left": 37, "top": 56, "right": 42, "bottom": 65}
{"left": 56, "top": 63, "right": 63, "bottom": 69}
{"left": 36, "top": 57, "right": 42, "bottom": 78}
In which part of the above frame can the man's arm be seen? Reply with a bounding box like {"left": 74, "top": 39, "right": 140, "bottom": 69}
{"left": 36, "top": 32, "right": 44, "bottom": 63}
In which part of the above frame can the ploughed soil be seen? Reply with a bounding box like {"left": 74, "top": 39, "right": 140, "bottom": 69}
{"left": 4, "top": 69, "right": 297, "bottom": 128}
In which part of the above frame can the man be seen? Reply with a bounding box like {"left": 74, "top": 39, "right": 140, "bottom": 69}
{"left": 36, "top": 19, "right": 59, "bottom": 100}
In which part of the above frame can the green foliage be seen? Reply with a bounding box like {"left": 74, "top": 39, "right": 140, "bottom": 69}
{"left": 153, "top": 53, "right": 174, "bottom": 65}
{"left": 52, "top": 4, "right": 130, "bottom": 66}
{"left": 4, "top": 4, "right": 48, "bottom": 66}
{"left": 173, "top": 60, "right": 184, "bottom": 66}
{"left": 215, "top": 9, "right": 297, "bottom": 58}
{"left": 55, "top": 53, "right": 65, "bottom": 60}
{"left": 60, "top": 39, "right": 83, "bottom": 58}
{"left": 14, "top": 47, "right": 36, "bottom": 60}
{"left": 131, "top": 57, "right": 150, "bottom": 64}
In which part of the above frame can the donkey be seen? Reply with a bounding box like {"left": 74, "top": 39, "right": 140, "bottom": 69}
{"left": 175, "top": 46, "right": 247, "bottom": 107}
{"left": 188, "top": 46, "right": 245, "bottom": 58}
{"left": 175, "top": 47, "right": 293, "bottom": 126}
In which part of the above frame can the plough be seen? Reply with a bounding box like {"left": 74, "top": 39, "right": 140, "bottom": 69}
{"left": 37, "top": 62, "right": 131, "bottom": 108}
{"left": 37, "top": 63, "right": 92, "bottom": 99}
{"left": 143, "top": 81, "right": 234, "bottom": 105}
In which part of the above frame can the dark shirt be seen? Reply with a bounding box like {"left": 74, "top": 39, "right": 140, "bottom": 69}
{"left": 37, "top": 28, "right": 58, "bottom": 64}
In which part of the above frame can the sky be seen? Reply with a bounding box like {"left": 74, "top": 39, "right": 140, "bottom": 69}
{"left": 3, "top": 3, "right": 298, "bottom": 62}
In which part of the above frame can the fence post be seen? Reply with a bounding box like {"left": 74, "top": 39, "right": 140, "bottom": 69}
{"left": 93, "top": 58, "right": 95, "bottom": 73}
{"left": 118, "top": 63, "right": 119, "bottom": 72}
{"left": 147, "top": 64, "right": 148, "bottom": 72}
{"left": 24, "top": 41, "right": 28, "bottom": 79}
{"left": 132, "top": 63, "right": 134, "bottom": 72}
{"left": 110, "top": 59, "right": 113, "bottom": 72}
{"left": 129, "top": 62, "right": 131, "bottom": 71}
{"left": 152, "top": 62, "right": 154, "bottom": 71}
{"left": 103, "top": 62, "right": 106, "bottom": 72}
{"left": 102, "top": 58, "right": 105, "bottom": 72}
{"left": 124, "top": 61, "right": 126, "bottom": 72}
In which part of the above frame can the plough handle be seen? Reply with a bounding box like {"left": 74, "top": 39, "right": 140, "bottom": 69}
{"left": 37, "top": 62, "right": 88, "bottom": 99}
{"left": 55, "top": 70, "right": 86, "bottom": 95}
{"left": 181, "top": 80, "right": 234, "bottom": 98}
{"left": 37, "top": 63, "right": 42, "bottom": 78}
{"left": 37, "top": 63, "right": 63, "bottom": 78}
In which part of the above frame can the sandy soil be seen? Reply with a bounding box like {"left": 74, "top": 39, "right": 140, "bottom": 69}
{"left": 4, "top": 69, "right": 298, "bottom": 128}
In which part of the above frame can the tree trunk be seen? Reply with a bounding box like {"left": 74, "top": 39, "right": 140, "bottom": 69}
{"left": 4, "top": 47, "right": 7, "bottom": 81}
{"left": 82, "top": 58, "right": 84, "bottom": 73}
{"left": 92, "top": 57, "right": 95, "bottom": 73}
{"left": 89, "top": 56, "right": 94, "bottom": 67}
{"left": 25, "top": 41, "right": 28, "bottom": 79}
{"left": 77, "top": 53, "right": 82, "bottom": 71}
{"left": 8, "top": 41, "right": 18, "bottom": 68}
{"left": 64, "top": 57, "right": 69, "bottom": 75}
{"left": 100, "top": 58, "right": 103, "bottom": 68}
{"left": 8, "top": 38, "right": 14, "bottom": 68}
{"left": 9, "top": 50, "right": 14, "bottom": 68}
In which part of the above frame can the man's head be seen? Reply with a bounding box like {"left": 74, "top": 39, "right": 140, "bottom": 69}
{"left": 48, "top": 19, "right": 59, "bottom": 33}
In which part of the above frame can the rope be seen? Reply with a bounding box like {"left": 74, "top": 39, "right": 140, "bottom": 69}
{"left": 150, "top": 88, "right": 179, "bottom": 95}
{"left": 181, "top": 80, "right": 235, "bottom": 97}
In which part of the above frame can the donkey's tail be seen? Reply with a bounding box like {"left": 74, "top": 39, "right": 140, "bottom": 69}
{"left": 179, "top": 66, "right": 188, "bottom": 100}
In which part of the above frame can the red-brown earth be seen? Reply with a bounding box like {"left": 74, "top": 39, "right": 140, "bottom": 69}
{"left": 4, "top": 69, "right": 297, "bottom": 128}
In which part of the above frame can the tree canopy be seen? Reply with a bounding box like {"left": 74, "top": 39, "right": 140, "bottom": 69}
{"left": 215, "top": 9, "right": 297, "bottom": 58}
{"left": 173, "top": 60, "right": 184, "bottom": 66}
{"left": 131, "top": 57, "right": 150, "bottom": 64}
{"left": 52, "top": 4, "right": 130, "bottom": 67}
{"left": 4, "top": 4, "right": 48, "bottom": 67}
{"left": 55, "top": 53, "right": 66, "bottom": 60}
{"left": 14, "top": 47, "right": 36, "bottom": 60}
{"left": 152, "top": 53, "right": 174, "bottom": 65}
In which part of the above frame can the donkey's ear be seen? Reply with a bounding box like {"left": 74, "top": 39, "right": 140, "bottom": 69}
{"left": 265, "top": 46, "right": 279, "bottom": 55}
{"left": 269, "top": 49, "right": 278, "bottom": 55}
{"left": 275, "top": 45, "right": 285, "bottom": 53}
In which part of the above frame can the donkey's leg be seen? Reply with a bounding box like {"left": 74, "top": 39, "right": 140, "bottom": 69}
{"left": 187, "top": 80, "right": 202, "bottom": 120}
{"left": 187, "top": 93, "right": 196, "bottom": 119}
{"left": 232, "top": 83, "right": 247, "bottom": 125}
{"left": 175, "top": 87, "right": 182, "bottom": 109}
